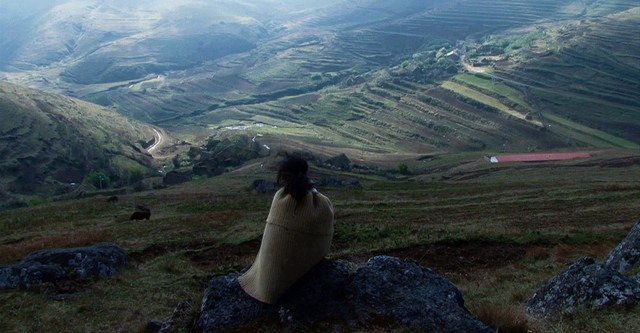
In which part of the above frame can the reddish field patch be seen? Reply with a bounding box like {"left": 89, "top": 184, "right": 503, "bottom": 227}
{"left": 491, "top": 152, "right": 591, "bottom": 163}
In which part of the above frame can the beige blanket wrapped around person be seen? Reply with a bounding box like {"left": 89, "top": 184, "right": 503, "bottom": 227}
{"left": 238, "top": 187, "right": 334, "bottom": 304}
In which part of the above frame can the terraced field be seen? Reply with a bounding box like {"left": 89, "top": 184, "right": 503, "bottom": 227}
{"left": 155, "top": 0, "right": 639, "bottom": 158}
{"left": 487, "top": 7, "right": 640, "bottom": 146}
{"left": 2, "top": 0, "right": 639, "bottom": 162}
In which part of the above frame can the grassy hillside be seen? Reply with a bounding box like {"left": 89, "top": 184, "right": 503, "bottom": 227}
{"left": 0, "top": 82, "right": 158, "bottom": 207}
{"left": 0, "top": 0, "right": 637, "bottom": 206}
{"left": 1, "top": 1, "right": 637, "bottom": 162}
{"left": 10, "top": 0, "right": 633, "bottom": 159}
{"left": 1, "top": 150, "right": 639, "bottom": 332}
{"left": 0, "top": 1, "right": 639, "bottom": 332}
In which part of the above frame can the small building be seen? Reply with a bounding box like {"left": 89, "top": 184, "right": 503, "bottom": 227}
{"left": 445, "top": 50, "right": 460, "bottom": 60}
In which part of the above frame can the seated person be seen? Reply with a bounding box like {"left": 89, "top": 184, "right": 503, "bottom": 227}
{"left": 238, "top": 156, "right": 335, "bottom": 304}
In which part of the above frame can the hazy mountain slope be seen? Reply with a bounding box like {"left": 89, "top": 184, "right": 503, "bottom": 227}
{"left": 0, "top": 81, "right": 156, "bottom": 198}
{"left": 0, "top": 0, "right": 348, "bottom": 73}
{"left": 167, "top": 1, "right": 640, "bottom": 158}
{"left": 1, "top": 0, "right": 638, "bottom": 165}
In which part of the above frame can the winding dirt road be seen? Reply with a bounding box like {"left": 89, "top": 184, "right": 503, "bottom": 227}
{"left": 147, "top": 128, "right": 163, "bottom": 155}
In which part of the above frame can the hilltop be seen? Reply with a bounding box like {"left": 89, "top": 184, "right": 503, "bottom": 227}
{"left": 0, "top": 81, "right": 161, "bottom": 207}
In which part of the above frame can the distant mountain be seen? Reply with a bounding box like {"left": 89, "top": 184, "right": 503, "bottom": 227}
{"left": 0, "top": 81, "right": 156, "bottom": 203}
{"left": 1, "top": 0, "right": 638, "bottom": 169}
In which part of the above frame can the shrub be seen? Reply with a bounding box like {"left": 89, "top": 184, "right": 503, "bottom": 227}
{"left": 397, "top": 163, "right": 409, "bottom": 175}
{"left": 474, "top": 302, "right": 528, "bottom": 333}
{"left": 85, "top": 171, "right": 111, "bottom": 189}
{"left": 128, "top": 168, "right": 144, "bottom": 185}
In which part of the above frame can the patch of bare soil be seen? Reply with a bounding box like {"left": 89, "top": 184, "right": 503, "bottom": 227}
{"left": 46, "top": 278, "right": 94, "bottom": 301}
{"left": 129, "top": 238, "right": 261, "bottom": 268}
{"left": 185, "top": 238, "right": 261, "bottom": 272}
{"left": 339, "top": 240, "right": 528, "bottom": 278}
{"left": 137, "top": 237, "right": 533, "bottom": 282}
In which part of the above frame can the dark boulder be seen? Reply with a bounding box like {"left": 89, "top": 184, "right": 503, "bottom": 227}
{"left": 527, "top": 221, "right": 640, "bottom": 317}
{"left": 316, "top": 176, "right": 361, "bottom": 189}
{"left": 0, "top": 243, "right": 128, "bottom": 289}
{"left": 605, "top": 220, "right": 640, "bottom": 274}
{"left": 196, "top": 256, "right": 492, "bottom": 333}
{"left": 526, "top": 257, "right": 640, "bottom": 317}
{"left": 348, "top": 256, "right": 485, "bottom": 331}
{"left": 197, "top": 273, "right": 276, "bottom": 331}
{"left": 193, "top": 164, "right": 225, "bottom": 177}
{"left": 154, "top": 299, "right": 194, "bottom": 333}
{"left": 326, "top": 153, "right": 352, "bottom": 171}
{"left": 251, "top": 179, "right": 279, "bottom": 193}
{"left": 163, "top": 169, "right": 193, "bottom": 185}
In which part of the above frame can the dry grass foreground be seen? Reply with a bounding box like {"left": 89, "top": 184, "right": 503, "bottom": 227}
{"left": 1, "top": 151, "right": 640, "bottom": 332}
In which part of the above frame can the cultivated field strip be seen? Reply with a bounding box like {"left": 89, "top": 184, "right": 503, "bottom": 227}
{"left": 488, "top": 11, "right": 640, "bottom": 144}
{"left": 68, "top": 0, "right": 640, "bottom": 156}
{"left": 336, "top": 0, "right": 638, "bottom": 65}
{"left": 388, "top": 0, "right": 570, "bottom": 37}
{"left": 332, "top": 179, "right": 640, "bottom": 240}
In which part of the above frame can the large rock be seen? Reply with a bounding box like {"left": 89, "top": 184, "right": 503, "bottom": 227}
{"left": 605, "top": 220, "right": 640, "bottom": 274}
{"left": 316, "top": 176, "right": 362, "bottom": 189}
{"left": 526, "top": 257, "right": 640, "bottom": 317}
{"left": 527, "top": 221, "right": 640, "bottom": 317}
{"left": 325, "top": 153, "right": 352, "bottom": 171}
{"left": 163, "top": 169, "right": 194, "bottom": 185}
{"left": 251, "top": 179, "right": 279, "bottom": 193}
{"left": 0, "top": 242, "right": 128, "bottom": 289}
{"left": 196, "top": 256, "right": 492, "bottom": 333}
{"left": 348, "top": 256, "right": 486, "bottom": 331}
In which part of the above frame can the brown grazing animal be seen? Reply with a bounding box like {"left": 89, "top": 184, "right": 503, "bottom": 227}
{"left": 130, "top": 206, "right": 151, "bottom": 220}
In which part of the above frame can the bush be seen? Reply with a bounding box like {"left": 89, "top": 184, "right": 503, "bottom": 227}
{"left": 85, "top": 171, "right": 111, "bottom": 189}
{"left": 128, "top": 168, "right": 144, "bottom": 185}
{"left": 398, "top": 163, "right": 409, "bottom": 175}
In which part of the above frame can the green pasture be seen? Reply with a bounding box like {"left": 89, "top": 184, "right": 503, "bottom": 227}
{"left": 2, "top": 151, "right": 640, "bottom": 332}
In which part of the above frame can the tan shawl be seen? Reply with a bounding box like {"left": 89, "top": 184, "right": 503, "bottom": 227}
{"left": 238, "top": 188, "right": 334, "bottom": 304}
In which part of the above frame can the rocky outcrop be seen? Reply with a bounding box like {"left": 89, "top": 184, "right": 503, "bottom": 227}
{"left": 0, "top": 243, "right": 128, "bottom": 289}
{"left": 196, "top": 256, "right": 493, "bottom": 333}
{"left": 251, "top": 179, "right": 278, "bottom": 193}
{"left": 163, "top": 169, "right": 194, "bottom": 185}
{"left": 151, "top": 299, "right": 194, "bottom": 333}
{"left": 605, "top": 220, "right": 640, "bottom": 275}
{"left": 325, "top": 153, "right": 352, "bottom": 171}
{"left": 526, "top": 257, "right": 640, "bottom": 316}
{"left": 527, "top": 220, "right": 640, "bottom": 317}
{"left": 316, "top": 176, "right": 362, "bottom": 189}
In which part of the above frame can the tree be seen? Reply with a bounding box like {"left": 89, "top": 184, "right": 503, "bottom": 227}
{"left": 85, "top": 171, "right": 110, "bottom": 189}
{"left": 397, "top": 163, "right": 409, "bottom": 175}
{"left": 128, "top": 168, "right": 144, "bottom": 185}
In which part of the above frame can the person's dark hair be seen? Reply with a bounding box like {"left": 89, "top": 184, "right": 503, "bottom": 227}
{"left": 277, "top": 156, "right": 315, "bottom": 206}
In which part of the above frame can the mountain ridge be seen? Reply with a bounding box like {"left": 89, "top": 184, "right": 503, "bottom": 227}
{"left": 0, "top": 0, "right": 638, "bottom": 199}
{"left": 0, "top": 81, "right": 158, "bottom": 205}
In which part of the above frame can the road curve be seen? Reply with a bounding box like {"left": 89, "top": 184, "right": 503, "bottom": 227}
{"left": 147, "top": 128, "right": 163, "bottom": 154}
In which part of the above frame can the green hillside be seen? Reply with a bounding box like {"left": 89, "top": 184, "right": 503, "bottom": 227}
{"left": 0, "top": 1, "right": 639, "bottom": 332}
{"left": 1, "top": 150, "right": 640, "bottom": 332}
{"left": 0, "top": 0, "right": 638, "bottom": 192}
{"left": 0, "top": 82, "right": 157, "bottom": 207}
